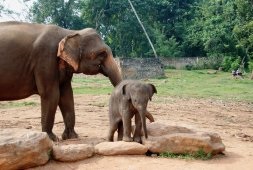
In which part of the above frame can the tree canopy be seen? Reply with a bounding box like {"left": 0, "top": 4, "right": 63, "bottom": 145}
{"left": 1, "top": 0, "right": 253, "bottom": 72}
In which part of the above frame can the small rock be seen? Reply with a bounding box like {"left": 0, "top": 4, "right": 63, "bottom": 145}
{"left": 95, "top": 141, "right": 148, "bottom": 156}
{"left": 53, "top": 144, "right": 94, "bottom": 162}
{"left": 0, "top": 128, "right": 53, "bottom": 170}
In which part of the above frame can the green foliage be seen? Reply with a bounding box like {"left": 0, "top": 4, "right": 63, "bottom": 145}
{"left": 222, "top": 56, "right": 241, "bottom": 71}
{"left": 154, "top": 26, "right": 183, "bottom": 58}
{"left": 222, "top": 56, "right": 234, "bottom": 72}
{"left": 21, "top": 0, "right": 253, "bottom": 71}
{"left": 249, "top": 61, "right": 253, "bottom": 72}
{"left": 30, "top": 0, "right": 85, "bottom": 29}
{"left": 160, "top": 149, "right": 212, "bottom": 160}
{"left": 184, "top": 56, "right": 222, "bottom": 70}
{"left": 80, "top": 0, "right": 196, "bottom": 58}
{"left": 231, "top": 58, "right": 241, "bottom": 70}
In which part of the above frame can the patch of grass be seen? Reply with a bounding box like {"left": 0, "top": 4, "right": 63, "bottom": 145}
{"left": 72, "top": 76, "right": 113, "bottom": 95}
{"left": 159, "top": 149, "right": 212, "bottom": 160}
{"left": 150, "top": 69, "right": 253, "bottom": 102}
{"left": 0, "top": 101, "right": 37, "bottom": 108}
{"left": 71, "top": 69, "right": 253, "bottom": 102}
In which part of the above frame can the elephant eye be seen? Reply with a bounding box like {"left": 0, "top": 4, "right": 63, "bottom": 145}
{"left": 97, "top": 51, "right": 107, "bottom": 59}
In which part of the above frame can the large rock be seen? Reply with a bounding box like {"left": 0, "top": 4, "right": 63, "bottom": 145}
{"left": 95, "top": 141, "right": 148, "bottom": 156}
{"left": 0, "top": 128, "right": 53, "bottom": 170}
{"left": 143, "top": 122, "right": 225, "bottom": 154}
{"left": 53, "top": 144, "right": 94, "bottom": 162}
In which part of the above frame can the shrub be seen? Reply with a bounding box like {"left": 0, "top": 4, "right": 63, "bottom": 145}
{"left": 248, "top": 61, "right": 253, "bottom": 72}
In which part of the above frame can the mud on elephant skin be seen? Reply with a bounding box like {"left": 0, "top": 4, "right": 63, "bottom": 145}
{"left": 108, "top": 80, "right": 157, "bottom": 143}
{"left": 0, "top": 21, "right": 122, "bottom": 141}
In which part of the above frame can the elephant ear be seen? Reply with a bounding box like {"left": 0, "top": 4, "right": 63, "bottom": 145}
{"left": 148, "top": 84, "right": 157, "bottom": 101}
{"left": 122, "top": 84, "right": 131, "bottom": 100}
{"left": 57, "top": 33, "right": 80, "bottom": 71}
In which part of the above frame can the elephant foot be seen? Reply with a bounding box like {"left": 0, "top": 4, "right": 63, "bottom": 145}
{"left": 123, "top": 136, "right": 133, "bottom": 142}
{"left": 47, "top": 132, "right": 59, "bottom": 142}
{"left": 133, "top": 136, "right": 142, "bottom": 144}
{"left": 62, "top": 129, "right": 78, "bottom": 140}
{"left": 107, "top": 134, "right": 114, "bottom": 142}
{"left": 117, "top": 136, "right": 123, "bottom": 141}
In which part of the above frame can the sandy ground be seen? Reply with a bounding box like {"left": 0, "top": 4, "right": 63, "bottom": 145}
{"left": 0, "top": 94, "right": 253, "bottom": 170}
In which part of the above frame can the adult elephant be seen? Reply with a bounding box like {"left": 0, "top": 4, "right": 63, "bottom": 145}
{"left": 0, "top": 21, "right": 122, "bottom": 141}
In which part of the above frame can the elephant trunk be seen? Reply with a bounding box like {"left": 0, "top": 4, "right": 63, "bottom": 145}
{"left": 102, "top": 49, "right": 122, "bottom": 86}
{"left": 140, "top": 110, "right": 148, "bottom": 139}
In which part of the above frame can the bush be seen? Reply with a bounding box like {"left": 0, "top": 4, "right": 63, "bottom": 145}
{"left": 231, "top": 58, "right": 241, "bottom": 71}
{"left": 185, "top": 64, "right": 194, "bottom": 70}
{"left": 184, "top": 56, "right": 222, "bottom": 70}
{"left": 221, "top": 56, "right": 232, "bottom": 71}
{"left": 248, "top": 61, "right": 253, "bottom": 72}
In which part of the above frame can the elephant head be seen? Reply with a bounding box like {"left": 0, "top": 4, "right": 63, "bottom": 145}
{"left": 122, "top": 81, "right": 157, "bottom": 138}
{"left": 57, "top": 28, "right": 122, "bottom": 86}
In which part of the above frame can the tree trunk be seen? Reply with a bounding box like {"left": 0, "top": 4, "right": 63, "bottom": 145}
{"left": 251, "top": 70, "right": 253, "bottom": 80}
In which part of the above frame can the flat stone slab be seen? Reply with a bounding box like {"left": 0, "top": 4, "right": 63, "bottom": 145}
{"left": 53, "top": 144, "right": 94, "bottom": 162}
{"left": 0, "top": 128, "right": 53, "bottom": 170}
{"left": 142, "top": 122, "right": 225, "bottom": 154}
{"left": 95, "top": 141, "right": 148, "bottom": 156}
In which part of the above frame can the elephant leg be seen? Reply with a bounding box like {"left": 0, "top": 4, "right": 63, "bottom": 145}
{"left": 35, "top": 67, "right": 61, "bottom": 141}
{"left": 122, "top": 111, "right": 133, "bottom": 142}
{"left": 117, "top": 121, "right": 123, "bottom": 141}
{"left": 133, "top": 113, "right": 142, "bottom": 143}
{"left": 39, "top": 86, "right": 60, "bottom": 141}
{"left": 108, "top": 120, "right": 118, "bottom": 142}
{"left": 59, "top": 81, "right": 78, "bottom": 140}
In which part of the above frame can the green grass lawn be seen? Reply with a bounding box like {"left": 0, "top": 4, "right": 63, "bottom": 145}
{"left": 72, "top": 69, "right": 253, "bottom": 102}
{"left": 150, "top": 69, "right": 253, "bottom": 102}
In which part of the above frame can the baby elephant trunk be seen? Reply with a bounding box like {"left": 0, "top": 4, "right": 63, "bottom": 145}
{"left": 140, "top": 111, "right": 148, "bottom": 139}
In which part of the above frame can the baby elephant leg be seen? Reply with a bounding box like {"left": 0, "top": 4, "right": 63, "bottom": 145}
{"left": 122, "top": 111, "right": 133, "bottom": 142}
{"left": 117, "top": 121, "right": 123, "bottom": 141}
{"left": 133, "top": 113, "right": 142, "bottom": 143}
{"left": 108, "top": 120, "right": 119, "bottom": 142}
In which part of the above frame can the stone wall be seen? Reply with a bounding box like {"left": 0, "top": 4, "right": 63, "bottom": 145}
{"left": 116, "top": 58, "right": 165, "bottom": 79}
{"left": 160, "top": 57, "right": 200, "bottom": 69}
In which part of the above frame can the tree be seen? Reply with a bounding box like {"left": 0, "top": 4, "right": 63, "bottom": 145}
{"left": 0, "top": 0, "right": 14, "bottom": 19}
{"left": 81, "top": 0, "right": 154, "bottom": 57}
{"left": 233, "top": 0, "right": 253, "bottom": 74}
{"left": 30, "top": 0, "right": 85, "bottom": 29}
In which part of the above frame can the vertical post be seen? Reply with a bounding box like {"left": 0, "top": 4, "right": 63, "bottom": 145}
{"left": 127, "top": 0, "right": 158, "bottom": 58}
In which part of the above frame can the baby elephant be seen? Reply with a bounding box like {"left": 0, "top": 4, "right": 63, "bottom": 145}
{"left": 108, "top": 80, "right": 157, "bottom": 143}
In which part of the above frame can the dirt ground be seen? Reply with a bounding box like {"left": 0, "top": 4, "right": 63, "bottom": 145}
{"left": 0, "top": 94, "right": 253, "bottom": 170}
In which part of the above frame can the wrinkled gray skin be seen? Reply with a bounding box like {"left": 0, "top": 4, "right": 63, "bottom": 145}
{"left": 0, "top": 21, "right": 122, "bottom": 141}
{"left": 108, "top": 80, "right": 157, "bottom": 143}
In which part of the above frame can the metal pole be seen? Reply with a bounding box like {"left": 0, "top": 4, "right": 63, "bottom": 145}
{"left": 127, "top": 0, "right": 158, "bottom": 58}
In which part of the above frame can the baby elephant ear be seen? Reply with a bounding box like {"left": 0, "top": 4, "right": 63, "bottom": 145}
{"left": 57, "top": 33, "right": 80, "bottom": 71}
{"left": 122, "top": 84, "right": 131, "bottom": 100}
{"left": 148, "top": 84, "right": 157, "bottom": 101}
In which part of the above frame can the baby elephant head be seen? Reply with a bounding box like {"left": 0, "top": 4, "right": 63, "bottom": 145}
{"left": 122, "top": 81, "right": 157, "bottom": 138}
{"left": 122, "top": 82, "right": 157, "bottom": 109}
